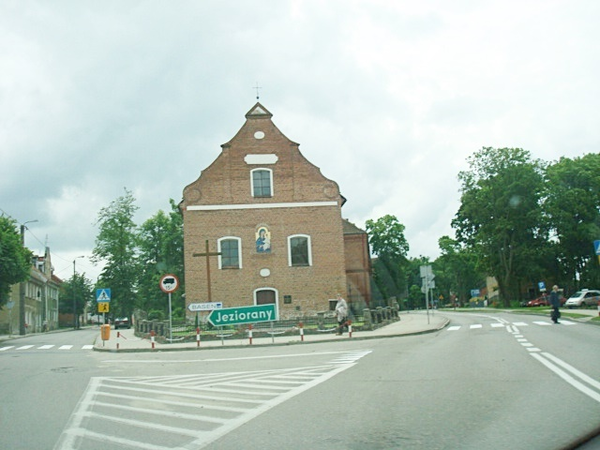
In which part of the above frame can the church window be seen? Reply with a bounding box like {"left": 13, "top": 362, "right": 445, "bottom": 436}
{"left": 218, "top": 237, "right": 242, "bottom": 269}
{"left": 288, "top": 234, "right": 312, "bottom": 267}
{"left": 251, "top": 169, "right": 273, "bottom": 197}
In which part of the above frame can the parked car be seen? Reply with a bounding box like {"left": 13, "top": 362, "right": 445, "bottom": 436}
{"left": 114, "top": 317, "right": 131, "bottom": 329}
{"left": 564, "top": 289, "right": 600, "bottom": 308}
{"left": 526, "top": 296, "right": 549, "bottom": 307}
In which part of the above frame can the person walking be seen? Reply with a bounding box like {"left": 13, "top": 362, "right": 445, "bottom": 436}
{"left": 334, "top": 294, "right": 348, "bottom": 335}
{"left": 549, "top": 285, "right": 561, "bottom": 324}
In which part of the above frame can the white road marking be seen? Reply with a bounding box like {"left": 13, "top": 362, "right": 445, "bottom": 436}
{"left": 470, "top": 324, "right": 483, "bottom": 329}
{"left": 55, "top": 352, "right": 371, "bottom": 450}
{"left": 39, "top": 345, "right": 55, "bottom": 349}
{"left": 447, "top": 326, "right": 461, "bottom": 331}
{"left": 531, "top": 353, "right": 600, "bottom": 403}
{"left": 490, "top": 323, "right": 505, "bottom": 328}
{"left": 82, "top": 345, "right": 94, "bottom": 350}
{"left": 0, "top": 346, "right": 15, "bottom": 351}
{"left": 512, "top": 322, "right": 528, "bottom": 327}
{"left": 17, "top": 345, "right": 34, "bottom": 350}
{"left": 533, "top": 321, "right": 551, "bottom": 326}
{"left": 59, "top": 345, "right": 73, "bottom": 350}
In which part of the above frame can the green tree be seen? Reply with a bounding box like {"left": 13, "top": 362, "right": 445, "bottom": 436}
{"left": 0, "top": 216, "right": 32, "bottom": 307}
{"left": 434, "top": 236, "right": 484, "bottom": 306}
{"left": 91, "top": 189, "right": 139, "bottom": 319}
{"left": 366, "top": 215, "right": 410, "bottom": 306}
{"left": 545, "top": 154, "right": 600, "bottom": 291}
{"left": 452, "top": 147, "right": 548, "bottom": 306}
{"left": 59, "top": 272, "right": 94, "bottom": 327}
{"left": 137, "top": 200, "right": 184, "bottom": 316}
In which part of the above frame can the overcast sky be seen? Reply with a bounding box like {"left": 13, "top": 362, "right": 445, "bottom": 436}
{"left": 1, "top": 1, "right": 598, "bottom": 282}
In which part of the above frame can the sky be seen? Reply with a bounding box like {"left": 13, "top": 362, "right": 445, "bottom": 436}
{"left": 1, "top": 0, "right": 598, "bottom": 283}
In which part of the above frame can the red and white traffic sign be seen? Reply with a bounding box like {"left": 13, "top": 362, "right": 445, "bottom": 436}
{"left": 159, "top": 274, "right": 180, "bottom": 293}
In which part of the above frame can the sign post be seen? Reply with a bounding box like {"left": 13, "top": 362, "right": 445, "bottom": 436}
{"left": 96, "top": 288, "right": 111, "bottom": 325}
{"left": 160, "top": 274, "right": 180, "bottom": 342}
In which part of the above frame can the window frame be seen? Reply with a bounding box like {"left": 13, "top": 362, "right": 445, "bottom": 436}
{"left": 287, "top": 234, "right": 312, "bottom": 267}
{"left": 251, "top": 168, "right": 273, "bottom": 198}
{"left": 218, "top": 236, "right": 242, "bottom": 269}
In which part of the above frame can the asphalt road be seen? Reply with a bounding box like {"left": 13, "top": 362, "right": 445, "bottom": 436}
{"left": 1, "top": 312, "right": 598, "bottom": 450}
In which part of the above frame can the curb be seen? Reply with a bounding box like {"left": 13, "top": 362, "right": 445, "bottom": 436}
{"left": 92, "top": 318, "right": 451, "bottom": 353}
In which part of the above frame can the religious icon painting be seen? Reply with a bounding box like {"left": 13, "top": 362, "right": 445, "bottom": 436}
{"left": 255, "top": 226, "right": 271, "bottom": 253}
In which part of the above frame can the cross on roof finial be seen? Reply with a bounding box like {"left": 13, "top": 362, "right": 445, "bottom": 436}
{"left": 253, "top": 82, "right": 262, "bottom": 100}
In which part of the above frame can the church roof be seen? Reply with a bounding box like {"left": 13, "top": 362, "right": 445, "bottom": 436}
{"left": 245, "top": 102, "right": 273, "bottom": 119}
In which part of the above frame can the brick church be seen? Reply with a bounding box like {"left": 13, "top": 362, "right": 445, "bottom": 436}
{"left": 180, "top": 103, "right": 371, "bottom": 319}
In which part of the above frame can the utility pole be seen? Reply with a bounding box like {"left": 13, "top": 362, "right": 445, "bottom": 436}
{"left": 73, "top": 256, "right": 85, "bottom": 329}
{"left": 19, "top": 220, "right": 38, "bottom": 335}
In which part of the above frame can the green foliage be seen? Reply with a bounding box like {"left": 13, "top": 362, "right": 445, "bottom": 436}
{"left": 137, "top": 200, "right": 184, "bottom": 314}
{"left": 92, "top": 188, "right": 139, "bottom": 318}
{"left": 434, "top": 236, "right": 485, "bottom": 305}
{"left": 59, "top": 272, "right": 94, "bottom": 318}
{"left": 366, "top": 215, "right": 410, "bottom": 305}
{"left": 0, "top": 216, "right": 32, "bottom": 307}
{"left": 545, "top": 153, "right": 600, "bottom": 290}
{"left": 147, "top": 309, "right": 165, "bottom": 321}
{"left": 452, "top": 147, "right": 548, "bottom": 306}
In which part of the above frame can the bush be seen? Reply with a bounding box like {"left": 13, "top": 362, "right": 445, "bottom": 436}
{"left": 148, "top": 309, "right": 165, "bottom": 321}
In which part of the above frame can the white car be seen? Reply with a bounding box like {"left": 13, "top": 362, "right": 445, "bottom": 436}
{"left": 564, "top": 289, "right": 600, "bottom": 308}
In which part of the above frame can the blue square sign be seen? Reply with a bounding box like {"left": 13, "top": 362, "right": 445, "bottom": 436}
{"left": 96, "top": 288, "right": 111, "bottom": 302}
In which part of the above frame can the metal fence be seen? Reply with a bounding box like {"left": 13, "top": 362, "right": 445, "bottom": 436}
{"left": 135, "top": 305, "right": 400, "bottom": 344}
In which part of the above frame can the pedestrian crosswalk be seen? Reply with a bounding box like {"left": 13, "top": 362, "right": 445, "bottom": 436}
{"left": 447, "top": 319, "right": 576, "bottom": 331}
{"left": 54, "top": 351, "right": 371, "bottom": 449}
{"left": 0, "top": 344, "right": 94, "bottom": 352}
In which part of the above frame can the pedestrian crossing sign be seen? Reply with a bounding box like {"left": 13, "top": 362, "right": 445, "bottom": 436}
{"left": 98, "top": 302, "right": 109, "bottom": 313}
{"left": 96, "top": 288, "right": 111, "bottom": 302}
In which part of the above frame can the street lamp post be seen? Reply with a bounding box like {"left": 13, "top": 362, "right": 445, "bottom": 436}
{"left": 19, "top": 220, "right": 38, "bottom": 335}
{"left": 73, "top": 256, "right": 85, "bottom": 330}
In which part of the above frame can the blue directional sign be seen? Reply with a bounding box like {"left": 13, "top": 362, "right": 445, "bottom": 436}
{"left": 96, "top": 288, "right": 111, "bottom": 303}
{"left": 594, "top": 240, "right": 600, "bottom": 256}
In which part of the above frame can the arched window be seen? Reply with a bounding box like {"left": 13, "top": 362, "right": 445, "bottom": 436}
{"left": 218, "top": 237, "right": 242, "bottom": 269}
{"left": 251, "top": 168, "right": 273, "bottom": 198}
{"left": 288, "top": 234, "right": 312, "bottom": 267}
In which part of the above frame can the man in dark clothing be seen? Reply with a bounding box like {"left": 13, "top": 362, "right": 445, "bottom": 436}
{"left": 549, "top": 285, "right": 561, "bottom": 324}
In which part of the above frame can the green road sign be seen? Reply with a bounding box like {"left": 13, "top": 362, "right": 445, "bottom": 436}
{"left": 207, "top": 304, "right": 277, "bottom": 327}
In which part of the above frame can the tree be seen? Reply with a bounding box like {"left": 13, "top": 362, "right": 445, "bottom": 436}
{"left": 365, "top": 215, "right": 410, "bottom": 306}
{"left": 92, "top": 189, "right": 139, "bottom": 318}
{"left": 452, "top": 147, "right": 548, "bottom": 306}
{"left": 434, "top": 236, "right": 484, "bottom": 306}
{"left": 59, "top": 272, "right": 94, "bottom": 327}
{"left": 137, "top": 200, "right": 184, "bottom": 316}
{"left": 545, "top": 153, "right": 600, "bottom": 291}
{"left": 0, "top": 216, "right": 32, "bottom": 308}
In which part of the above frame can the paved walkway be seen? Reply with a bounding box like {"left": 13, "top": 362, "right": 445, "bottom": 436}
{"left": 94, "top": 311, "right": 449, "bottom": 352}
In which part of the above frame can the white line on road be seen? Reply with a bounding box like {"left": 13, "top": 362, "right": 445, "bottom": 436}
{"left": 531, "top": 353, "right": 600, "bottom": 403}
{"left": 59, "top": 345, "right": 73, "bottom": 350}
{"left": 447, "top": 326, "right": 461, "bottom": 331}
{"left": 102, "top": 350, "right": 353, "bottom": 364}
{"left": 38, "top": 345, "right": 55, "bottom": 349}
{"left": 470, "top": 324, "right": 483, "bottom": 329}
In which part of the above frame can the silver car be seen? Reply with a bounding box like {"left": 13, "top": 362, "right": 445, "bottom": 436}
{"left": 564, "top": 289, "right": 600, "bottom": 308}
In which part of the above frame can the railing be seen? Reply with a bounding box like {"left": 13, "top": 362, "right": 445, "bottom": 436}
{"left": 135, "top": 306, "right": 400, "bottom": 343}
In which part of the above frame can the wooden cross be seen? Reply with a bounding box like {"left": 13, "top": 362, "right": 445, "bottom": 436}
{"left": 193, "top": 240, "right": 222, "bottom": 302}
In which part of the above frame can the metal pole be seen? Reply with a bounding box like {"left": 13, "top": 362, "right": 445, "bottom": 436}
{"left": 168, "top": 292, "right": 173, "bottom": 342}
{"left": 73, "top": 256, "right": 84, "bottom": 329}
{"left": 19, "top": 220, "right": 37, "bottom": 335}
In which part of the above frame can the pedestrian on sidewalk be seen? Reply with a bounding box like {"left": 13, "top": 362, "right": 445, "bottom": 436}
{"left": 334, "top": 294, "right": 348, "bottom": 335}
{"left": 549, "top": 285, "right": 561, "bottom": 324}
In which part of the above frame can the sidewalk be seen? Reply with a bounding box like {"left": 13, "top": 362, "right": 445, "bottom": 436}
{"left": 94, "top": 311, "right": 450, "bottom": 352}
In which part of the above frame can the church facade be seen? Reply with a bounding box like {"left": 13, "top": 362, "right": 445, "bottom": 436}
{"left": 180, "top": 103, "right": 370, "bottom": 319}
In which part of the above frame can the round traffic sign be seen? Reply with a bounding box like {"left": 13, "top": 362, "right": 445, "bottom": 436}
{"left": 159, "top": 274, "right": 180, "bottom": 293}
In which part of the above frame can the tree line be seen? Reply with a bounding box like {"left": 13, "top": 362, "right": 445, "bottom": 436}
{"left": 368, "top": 148, "right": 600, "bottom": 308}
{"left": 1, "top": 148, "right": 598, "bottom": 316}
